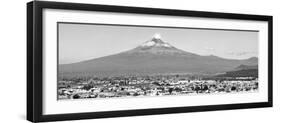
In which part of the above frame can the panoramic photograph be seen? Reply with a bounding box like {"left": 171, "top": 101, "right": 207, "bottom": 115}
{"left": 57, "top": 22, "right": 259, "bottom": 100}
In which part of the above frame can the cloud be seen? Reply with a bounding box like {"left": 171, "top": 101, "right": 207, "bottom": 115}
{"left": 226, "top": 51, "right": 257, "bottom": 56}
{"left": 204, "top": 47, "right": 215, "bottom": 51}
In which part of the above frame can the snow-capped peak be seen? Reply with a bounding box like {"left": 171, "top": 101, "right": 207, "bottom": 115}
{"left": 140, "top": 33, "right": 173, "bottom": 48}
{"left": 153, "top": 33, "right": 162, "bottom": 40}
{"left": 141, "top": 40, "right": 156, "bottom": 47}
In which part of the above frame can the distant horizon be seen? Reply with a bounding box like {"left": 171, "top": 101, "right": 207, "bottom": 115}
{"left": 59, "top": 22, "right": 258, "bottom": 64}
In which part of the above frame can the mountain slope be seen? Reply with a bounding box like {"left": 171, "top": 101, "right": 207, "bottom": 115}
{"left": 216, "top": 64, "right": 258, "bottom": 77}
{"left": 234, "top": 64, "right": 258, "bottom": 71}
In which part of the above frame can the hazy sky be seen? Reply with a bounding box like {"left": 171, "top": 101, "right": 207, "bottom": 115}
{"left": 58, "top": 23, "right": 258, "bottom": 64}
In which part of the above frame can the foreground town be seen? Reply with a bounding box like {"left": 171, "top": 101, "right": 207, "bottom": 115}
{"left": 58, "top": 75, "right": 258, "bottom": 100}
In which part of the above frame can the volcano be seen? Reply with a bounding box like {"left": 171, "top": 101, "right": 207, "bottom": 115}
{"left": 59, "top": 34, "right": 258, "bottom": 77}
{"left": 125, "top": 33, "right": 194, "bottom": 56}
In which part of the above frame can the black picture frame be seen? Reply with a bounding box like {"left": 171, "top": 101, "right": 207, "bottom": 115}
{"left": 27, "top": 1, "right": 273, "bottom": 122}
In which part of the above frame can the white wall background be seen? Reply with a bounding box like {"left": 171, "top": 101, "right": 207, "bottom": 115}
{"left": 0, "top": 0, "right": 279, "bottom": 123}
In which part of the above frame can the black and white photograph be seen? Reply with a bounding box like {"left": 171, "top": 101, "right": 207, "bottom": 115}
{"left": 25, "top": 1, "right": 273, "bottom": 122}
{"left": 58, "top": 22, "right": 259, "bottom": 100}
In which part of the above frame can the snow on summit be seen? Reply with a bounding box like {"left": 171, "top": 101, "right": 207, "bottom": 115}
{"left": 141, "top": 33, "right": 173, "bottom": 48}
{"left": 141, "top": 40, "right": 156, "bottom": 47}
{"left": 153, "top": 33, "right": 161, "bottom": 39}
{"left": 124, "top": 33, "right": 192, "bottom": 55}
